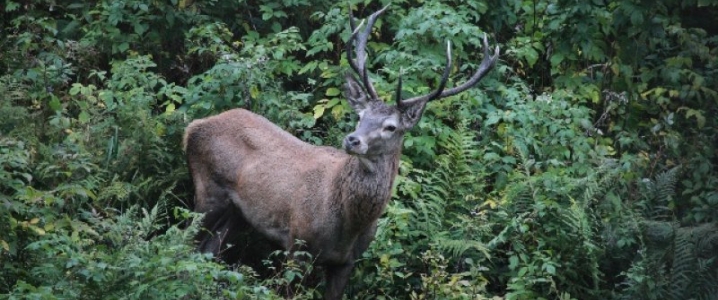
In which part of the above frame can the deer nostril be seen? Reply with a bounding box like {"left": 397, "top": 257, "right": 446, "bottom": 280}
{"left": 347, "top": 136, "right": 361, "bottom": 146}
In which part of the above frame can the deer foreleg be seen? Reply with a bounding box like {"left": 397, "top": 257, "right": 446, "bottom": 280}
{"left": 324, "top": 262, "right": 354, "bottom": 300}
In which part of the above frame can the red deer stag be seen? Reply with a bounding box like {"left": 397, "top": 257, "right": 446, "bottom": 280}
{"left": 184, "top": 5, "right": 499, "bottom": 299}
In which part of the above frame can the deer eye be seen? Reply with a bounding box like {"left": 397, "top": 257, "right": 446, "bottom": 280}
{"left": 384, "top": 125, "right": 396, "bottom": 132}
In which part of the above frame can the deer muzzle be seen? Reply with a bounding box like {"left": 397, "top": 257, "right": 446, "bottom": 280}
{"left": 343, "top": 134, "right": 368, "bottom": 155}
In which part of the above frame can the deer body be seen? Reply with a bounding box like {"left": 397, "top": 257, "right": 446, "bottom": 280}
{"left": 185, "top": 108, "right": 398, "bottom": 265}
{"left": 185, "top": 6, "right": 498, "bottom": 299}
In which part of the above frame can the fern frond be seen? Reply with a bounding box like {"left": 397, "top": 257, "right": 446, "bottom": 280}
{"left": 406, "top": 117, "right": 485, "bottom": 229}
{"left": 138, "top": 201, "right": 168, "bottom": 239}
{"left": 433, "top": 237, "right": 490, "bottom": 259}
{"left": 412, "top": 194, "right": 445, "bottom": 233}
{"left": 643, "top": 221, "right": 677, "bottom": 244}
{"left": 639, "top": 167, "right": 680, "bottom": 219}
{"left": 670, "top": 226, "right": 697, "bottom": 300}
{"left": 634, "top": 221, "right": 718, "bottom": 300}
{"left": 580, "top": 159, "right": 621, "bottom": 205}
{"left": 655, "top": 167, "right": 680, "bottom": 206}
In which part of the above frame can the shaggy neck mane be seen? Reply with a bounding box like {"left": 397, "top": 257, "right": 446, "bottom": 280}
{"left": 335, "top": 150, "right": 402, "bottom": 228}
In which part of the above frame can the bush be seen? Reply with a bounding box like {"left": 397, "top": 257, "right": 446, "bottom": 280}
{"left": 5, "top": 205, "right": 265, "bottom": 300}
{"left": 2, "top": 0, "right": 717, "bottom": 299}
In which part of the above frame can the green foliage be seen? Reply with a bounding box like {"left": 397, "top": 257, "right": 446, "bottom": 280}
{"left": 474, "top": 89, "right": 628, "bottom": 299}
{"left": 410, "top": 250, "right": 497, "bottom": 300}
{"left": 616, "top": 222, "right": 718, "bottom": 300}
{"left": 5, "top": 205, "right": 260, "bottom": 299}
{"left": 259, "top": 241, "right": 319, "bottom": 298}
{"left": 2, "top": 0, "right": 718, "bottom": 299}
{"left": 615, "top": 168, "right": 718, "bottom": 300}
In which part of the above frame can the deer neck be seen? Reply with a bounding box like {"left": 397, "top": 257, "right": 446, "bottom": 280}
{"left": 337, "top": 150, "right": 401, "bottom": 228}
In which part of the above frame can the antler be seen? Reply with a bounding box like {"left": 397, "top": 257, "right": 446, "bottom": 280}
{"left": 346, "top": 5, "right": 390, "bottom": 100}
{"left": 398, "top": 34, "right": 500, "bottom": 108}
{"left": 346, "top": 5, "right": 500, "bottom": 106}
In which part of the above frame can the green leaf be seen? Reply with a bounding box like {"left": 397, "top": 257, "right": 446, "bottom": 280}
{"left": 118, "top": 42, "right": 129, "bottom": 53}
{"left": 5, "top": 1, "right": 20, "bottom": 11}
{"left": 404, "top": 138, "right": 414, "bottom": 147}
{"left": 70, "top": 83, "right": 82, "bottom": 95}
{"left": 630, "top": 10, "right": 644, "bottom": 25}
{"left": 48, "top": 95, "right": 62, "bottom": 111}
{"left": 134, "top": 23, "right": 147, "bottom": 35}
{"left": 545, "top": 264, "right": 556, "bottom": 275}
{"left": 313, "top": 105, "right": 325, "bottom": 119}
{"left": 325, "top": 98, "right": 340, "bottom": 108}
{"left": 550, "top": 53, "right": 564, "bottom": 67}
{"left": 250, "top": 86, "right": 259, "bottom": 98}
{"left": 325, "top": 87, "right": 341, "bottom": 97}
{"left": 483, "top": 152, "right": 501, "bottom": 161}
{"left": 78, "top": 111, "right": 90, "bottom": 124}
{"left": 486, "top": 114, "right": 501, "bottom": 125}
{"left": 509, "top": 255, "right": 519, "bottom": 270}
{"left": 685, "top": 108, "right": 706, "bottom": 128}
{"left": 524, "top": 47, "right": 539, "bottom": 68}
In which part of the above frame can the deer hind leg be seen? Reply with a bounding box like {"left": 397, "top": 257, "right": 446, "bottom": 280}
{"left": 193, "top": 178, "right": 245, "bottom": 259}
{"left": 197, "top": 205, "right": 244, "bottom": 258}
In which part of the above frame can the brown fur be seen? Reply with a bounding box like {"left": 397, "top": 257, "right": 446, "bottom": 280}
{"left": 184, "top": 106, "right": 402, "bottom": 299}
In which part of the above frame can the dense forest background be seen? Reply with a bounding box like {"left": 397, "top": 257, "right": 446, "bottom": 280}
{"left": 1, "top": 0, "right": 717, "bottom": 299}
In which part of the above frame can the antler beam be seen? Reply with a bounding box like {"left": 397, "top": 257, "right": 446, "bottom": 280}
{"left": 346, "top": 5, "right": 389, "bottom": 100}
{"left": 399, "top": 34, "right": 500, "bottom": 107}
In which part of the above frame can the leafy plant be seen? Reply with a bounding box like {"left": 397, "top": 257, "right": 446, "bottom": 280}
{"left": 5, "top": 204, "right": 267, "bottom": 299}
{"left": 2, "top": 0, "right": 718, "bottom": 298}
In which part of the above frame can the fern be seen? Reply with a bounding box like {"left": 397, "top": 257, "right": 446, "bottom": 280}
{"left": 411, "top": 169, "right": 446, "bottom": 234}
{"left": 620, "top": 221, "right": 718, "bottom": 300}
{"left": 654, "top": 167, "right": 680, "bottom": 206}
{"left": 580, "top": 159, "right": 621, "bottom": 205}
{"left": 670, "top": 222, "right": 718, "bottom": 300}
{"left": 421, "top": 119, "right": 490, "bottom": 257}
{"left": 620, "top": 167, "right": 718, "bottom": 299}
{"left": 396, "top": 118, "right": 492, "bottom": 260}
{"left": 433, "top": 236, "right": 490, "bottom": 259}
{"left": 639, "top": 167, "right": 680, "bottom": 220}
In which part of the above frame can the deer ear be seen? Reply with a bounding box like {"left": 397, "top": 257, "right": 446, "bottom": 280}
{"left": 399, "top": 99, "right": 428, "bottom": 129}
{"left": 344, "top": 74, "right": 370, "bottom": 112}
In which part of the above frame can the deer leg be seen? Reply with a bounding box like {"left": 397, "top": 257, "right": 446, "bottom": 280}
{"left": 322, "top": 223, "right": 377, "bottom": 299}
{"left": 324, "top": 262, "right": 354, "bottom": 300}
{"left": 198, "top": 206, "right": 233, "bottom": 255}
{"left": 197, "top": 202, "right": 248, "bottom": 262}
{"left": 196, "top": 210, "right": 220, "bottom": 254}
{"left": 352, "top": 222, "right": 378, "bottom": 259}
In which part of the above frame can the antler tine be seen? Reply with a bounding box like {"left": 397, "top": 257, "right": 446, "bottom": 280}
{"left": 346, "top": 4, "right": 389, "bottom": 100}
{"left": 396, "top": 41, "right": 451, "bottom": 108}
{"left": 346, "top": 5, "right": 361, "bottom": 75}
{"left": 394, "top": 68, "right": 403, "bottom": 105}
{"left": 349, "top": 4, "right": 358, "bottom": 31}
{"left": 436, "top": 34, "right": 500, "bottom": 98}
{"left": 400, "top": 33, "right": 500, "bottom": 107}
{"left": 346, "top": 18, "right": 365, "bottom": 76}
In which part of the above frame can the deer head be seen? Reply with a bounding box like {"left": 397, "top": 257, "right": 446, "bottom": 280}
{"left": 342, "top": 5, "right": 499, "bottom": 166}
